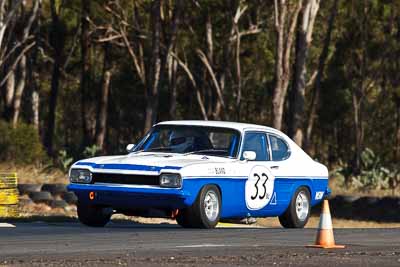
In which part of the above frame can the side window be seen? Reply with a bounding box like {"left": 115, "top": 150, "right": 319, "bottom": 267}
{"left": 269, "top": 135, "right": 290, "bottom": 161}
{"left": 240, "top": 132, "right": 270, "bottom": 161}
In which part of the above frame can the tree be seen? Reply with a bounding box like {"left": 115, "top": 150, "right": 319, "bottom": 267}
{"left": 144, "top": 0, "right": 162, "bottom": 132}
{"left": 290, "top": 0, "right": 320, "bottom": 146}
{"left": 45, "top": 0, "right": 65, "bottom": 155}
{"left": 164, "top": 0, "right": 183, "bottom": 119}
{"left": 0, "top": 0, "right": 39, "bottom": 127}
{"left": 303, "top": 0, "right": 339, "bottom": 152}
{"left": 95, "top": 44, "right": 113, "bottom": 151}
{"left": 272, "top": 0, "right": 302, "bottom": 130}
{"left": 80, "top": 0, "right": 93, "bottom": 146}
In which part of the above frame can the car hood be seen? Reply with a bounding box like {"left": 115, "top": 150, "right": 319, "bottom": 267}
{"left": 72, "top": 152, "right": 234, "bottom": 173}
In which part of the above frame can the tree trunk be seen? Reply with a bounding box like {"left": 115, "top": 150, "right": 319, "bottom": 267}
{"left": 351, "top": 1, "right": 368, "bottom": 177}
{"left": 12, "top": 55, "right": 27, "bottom": 127}
{"left": 3, "top": 70, "right": 15, "bottom": 120}
{"left": 32, "top": 88, "right": 39, "bottom": 130}
{"left": 395, "top": 95, "right": 400, "bottom": 161}
{"left": 304, "top": 0, "right": 338, "bottom": 152}
{"left": 167, "top": 0, "right": 182, "bottom": 119}
{"left": 31, "top": 0, "right": 42, "bottom": 131}
{"left": 144, "top": 0, "right": 161, "bottom": 132}
{"left": 351, "top": 89, "right": 363, "bottom": 176}
{"left": 95, "top": 45, "right": 112, "bottom": 151}
{"left": 234, "top": 20, "right": 242, "bottom": 120}
{"left": 11, "top": 0, "right": 40, "bottom": 127}
{"left": 290, "top": 0, "right": 320, "bottom": 146}
{"left": 44, "top": 0, "right": 63, "bottom": 156}
{"left": 205, "top": 11, "right": 213, "bottom": 118}
{"left": 80, "top": 0, "right": 93, "bottom": 145}
{"left": 168, "top": 54, "right": 178, "bottom": 119}
{"left": 272, "top": 0, "right": 302, "bottom": 130}
{"left": 45, "top": 42, "right": 62, "bottom": 155}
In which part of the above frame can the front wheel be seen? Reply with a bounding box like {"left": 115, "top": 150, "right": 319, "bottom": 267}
{"left": 77, "top": 202, "right": 112, "bottom": 227}
{"left": 279, "top": 186, "right": 311, "bottom": 228}
{"left": 176, "top": 185, "right": 221, "bottom": 229}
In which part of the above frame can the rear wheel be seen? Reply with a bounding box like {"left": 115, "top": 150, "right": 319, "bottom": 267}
{"left": 77, "top": 202, "right": 112, "bottom": 227}
{"left": 279, "top": 186, "right": 311, "bottom": 228}
{"left": 176, "top": 185, "right": 221, "bottom": 229}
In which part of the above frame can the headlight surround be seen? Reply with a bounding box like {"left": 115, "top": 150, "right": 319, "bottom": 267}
{"left": 69, "top": 169, "right": 92, "bottom": 184}
{"left": 159, "top": 173, "right": 182, "bottom": 188}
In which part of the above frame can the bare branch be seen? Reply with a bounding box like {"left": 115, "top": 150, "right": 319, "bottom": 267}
{"left": 95, "top": 34, "right": 122, "bottom": 43}
{"left": 229, "top": 25, "right": 262, "bottom": 42}
{"left": 169, "top": 50, "right": 208, "bottom": 120}
{"left": 0, "top": 36, "right": 33, "bottom": 68}
{"left": 196, "top": 49, "right": 225, "bottom": 110}
{"left": 22, "top": 0, "right": 40, "bottom": 40}
{"left": 120, "top": 27, "right": 145, "bottom": 84}
{"left": 0, "top": 41, "right": 35, "bottom": 87}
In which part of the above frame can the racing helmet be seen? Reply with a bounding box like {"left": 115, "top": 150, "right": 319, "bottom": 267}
{"left": 168, "top": 130, "right": 195, "bottom": 153}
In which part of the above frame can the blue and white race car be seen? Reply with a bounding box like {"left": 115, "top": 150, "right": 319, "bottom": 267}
{"left": 68, "top": 121, "right": 329, "bottom": 228}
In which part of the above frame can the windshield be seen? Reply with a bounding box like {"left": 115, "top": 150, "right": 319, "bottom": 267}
{"left": 133, "top": 125, "right": 241, "bottom": 158}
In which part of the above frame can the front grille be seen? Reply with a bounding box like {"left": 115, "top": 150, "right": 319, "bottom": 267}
{"left": 92, "top": 173, "right": 159, "bottom": 186}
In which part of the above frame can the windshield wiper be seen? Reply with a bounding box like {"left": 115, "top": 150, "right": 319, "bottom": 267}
{"left": 184, "top": 149, "right": 229, "bottom": 156}
{"left": 145, "top": 147, "right": 173, "bottom": 152}
{"left": 130, "top": 147, "right": 173, "bottom": 153}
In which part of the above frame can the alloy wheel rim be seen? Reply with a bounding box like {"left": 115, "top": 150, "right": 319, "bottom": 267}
{"left": 204, "top": 190, "right": 219, "bottom": 221}
{"left": 295, "top": 191, "right": 309, "bottom": 221}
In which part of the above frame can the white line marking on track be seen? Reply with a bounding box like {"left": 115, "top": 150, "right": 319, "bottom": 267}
{"left": 175, "top": 244, "right": 231, "bottom": 248}
{"left": 0, "top": 223, "right": 15, "bottom": 228}
{"left": 216, "top": 222, "right": 263, "bottom": 228}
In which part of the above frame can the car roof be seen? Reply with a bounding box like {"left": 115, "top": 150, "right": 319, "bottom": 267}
{"left": 156, "top": 120, "right": 281, "bottom": 134}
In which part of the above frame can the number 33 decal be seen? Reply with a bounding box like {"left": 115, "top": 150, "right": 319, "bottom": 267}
{"left": 245, "top": 166, "right": 275, "bottom": 210}
{"left": 250, "top": 173, "right": 269, "bottom": 200}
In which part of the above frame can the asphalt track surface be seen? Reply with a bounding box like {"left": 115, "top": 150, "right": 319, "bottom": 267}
{"left": 0, "top": 222, "right": 399, "bottom": 266}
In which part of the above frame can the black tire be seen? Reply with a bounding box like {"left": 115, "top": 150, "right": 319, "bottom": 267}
{"left": 50, "top": 199, "right": 68, "bottom": 209}
{"left": 18, "top": 184, "right": 42, "bottom": 195}
{"left": 41, "top": 184, "right": 67, "bottom": 196}
{"left": 28, "top": 191, "right": 53, "bottom": 204}
{"left": 62, "top": 191, "right": 78, "bottom": 205}
{"left": 279, "top": 186, "right": 311, "bottom": 228}
{"left": 19, "top": 198, "right": 34, "bottom": 206}
{"left": 176, "top": 185, "right": 221, "bottom": 229}
{"left": 77, "top": 202, "right": 112, "bottom": 227}
{"left": 175, "top": 212, "right": 191, "bottom": 228}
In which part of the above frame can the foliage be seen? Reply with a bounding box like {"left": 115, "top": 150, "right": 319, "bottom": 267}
{"left": 352, "top": 148, "right": 391, "bottom": 190}
{"left": 56, "top": 150, "right": 74, "bottom": 173}
{"left": 0, "top": 121, "right": 45, "bottom": 165}
{"left": 334, "top": 148, "right": 397, "bottom": 191}
{"left": 83, "top": 145, "right": 102, "bottom": 159}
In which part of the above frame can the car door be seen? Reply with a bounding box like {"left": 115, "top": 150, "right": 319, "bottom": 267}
{"left": 262, "top": 133, "right": 293, "bottom": 212}
{"left": 263, "top": 133, "right": 292, "bottom": 177}
{"left": 240, "top": 131, "right": 275, "bottom": 212}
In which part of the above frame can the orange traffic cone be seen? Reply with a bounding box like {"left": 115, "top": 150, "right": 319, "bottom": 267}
{"left": 306, "top": 199, "right": 345, "bottom": 249}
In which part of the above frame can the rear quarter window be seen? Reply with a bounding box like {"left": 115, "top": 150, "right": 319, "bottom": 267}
{"left": 269, "top": 135, "right": 290, "bottom": 161}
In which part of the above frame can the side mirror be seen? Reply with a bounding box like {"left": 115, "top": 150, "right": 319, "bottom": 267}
{"left": 243, "top": 151, "right": 256, "bottom": 161}
{"left": 126, "top": 144, "right": 135, "bottom": 152}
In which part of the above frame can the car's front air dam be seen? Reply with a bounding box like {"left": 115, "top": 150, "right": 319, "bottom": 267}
{"left": 68, "top": 183, "right": 191, "bottom": 210}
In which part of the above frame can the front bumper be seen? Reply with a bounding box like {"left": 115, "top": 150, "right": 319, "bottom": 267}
{"left": 68, "top": 183, "right": 192, "bottom": 210}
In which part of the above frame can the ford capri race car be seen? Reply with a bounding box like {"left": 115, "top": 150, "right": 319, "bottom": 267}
{"left": 68, "top": 121, "right": 329, "bottom": 229}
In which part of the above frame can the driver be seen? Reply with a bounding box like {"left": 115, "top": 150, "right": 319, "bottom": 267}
{"left": 168, "top": 129, "right": 212, "bottom": 153}
{"left": 168, "top": 129, "right": 195, "bottom": 153}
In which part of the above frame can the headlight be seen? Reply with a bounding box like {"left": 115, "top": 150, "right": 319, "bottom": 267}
{"left": 159, "top": 173, "right": 181, "bottom": 188}
{"left": 69, "top": 169, "right": 92, "bottom": 183}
